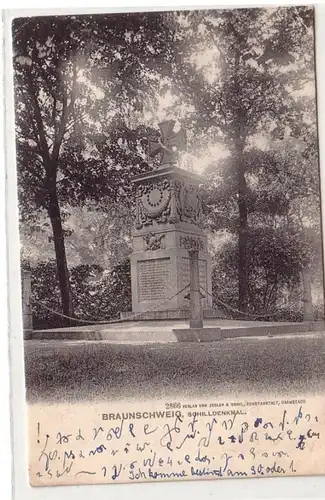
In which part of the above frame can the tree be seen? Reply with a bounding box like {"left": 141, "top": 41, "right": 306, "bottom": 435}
{"left": 13, "top": 16, "right": 106, "bottom": 317}
{"left": 13, "top": 12, "right": 176, "bottom": 316}
{"left": 206, "top": 123, "right": 322, "bottom": 317}
{"left": 20, "top": 200, "right": 133, "bottom": 272}
{"left": 161, "top": 6, "right": 316, "bottom": 311}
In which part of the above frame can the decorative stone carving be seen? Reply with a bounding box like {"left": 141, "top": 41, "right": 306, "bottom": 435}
{"left": 175, "top": 181, "right": 203, "bottom": 227}
{"left": 143, "top": 232, "right": 166, "bottom": 251}
{"left": 168, "top": 178, "right": 179, "bottom": 224}
{"left": 180, "top": 235, "right": 204, "bottom": 252}
{"left": 148, "top": 120, "right": 187, "bottom": 166}
{"left": 182, "top": 185, "right": 203, "bottom": 224}
{"left": 135, "top": 176, "right": 204, "bottom": 229}
{"left": 136, "top": 179, "right": 171, "bottom": 228}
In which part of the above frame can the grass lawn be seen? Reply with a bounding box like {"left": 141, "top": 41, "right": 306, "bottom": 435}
{"left": 24, "top": 333, "right": 325, "bottom": 404}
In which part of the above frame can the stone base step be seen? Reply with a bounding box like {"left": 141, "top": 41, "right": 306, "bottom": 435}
{"left": 120, "top": 308, "right": 225, "bottom": 321}
{"left": 30, "top": 321, "right": 325, "bottom": 342}
{"left": 222, "top": 322, "right": 325, "bottom": 339}
{"left": 173, "top": 322, "right": 325, "bottom": 342}
{"left": 172, "top": 328, "right": 222, "bottom": 342}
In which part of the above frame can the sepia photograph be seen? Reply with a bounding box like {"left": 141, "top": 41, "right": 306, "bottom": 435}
{"left": 9, "top": 4, "right": 325, "bottom": 487}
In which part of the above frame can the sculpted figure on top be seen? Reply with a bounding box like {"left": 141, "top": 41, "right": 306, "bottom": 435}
{"left": 148, "top": 120, "right": 186, "bottom": 167}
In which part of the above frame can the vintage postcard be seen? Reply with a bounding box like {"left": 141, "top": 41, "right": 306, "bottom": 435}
{"left": 7, "top": 4, "right": 325, "bottom": 487}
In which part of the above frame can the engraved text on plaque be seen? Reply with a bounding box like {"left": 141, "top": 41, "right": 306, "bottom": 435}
{"left": 138, "top": 258, "right": 171, "bottom": 301}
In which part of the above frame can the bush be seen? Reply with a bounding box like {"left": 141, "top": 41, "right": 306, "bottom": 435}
{"left": 27, "top": 260, "right": 64, "bottom": 329}
{"left": 265, "top": 308, "right": 304, "bottom": 323}
{"left": 25, "top": 259, "right": 132, "bottom": 329}
{"left": 70, "top": 259, "right": 132, "bottom": 322}
{"left": 314, "top": 303, "right": 325, "bottom": 321}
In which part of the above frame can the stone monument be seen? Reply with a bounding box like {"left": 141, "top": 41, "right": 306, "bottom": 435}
{"left": 123, "top": 120, "right": 222, "bottom": 320}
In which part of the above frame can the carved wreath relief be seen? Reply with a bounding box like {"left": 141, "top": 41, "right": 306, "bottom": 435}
{"left": 136, "top": 179, "right": 171, "bottom": 228}
{"left": 135, "top": 177, "right": 203, "bottom": 229}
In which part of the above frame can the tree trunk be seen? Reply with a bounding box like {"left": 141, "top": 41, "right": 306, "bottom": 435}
{"left": 234, "top": 122, "right": 248, "bottom": 313}
{"left": 237, "top": 164, "right": 249, "bottom": 313}
{"left": 47, "top": 188, "right": 74, "bottom": 320}
{"left": 301, "top": 267, "right": 313, "bottom": 321}
{"left": 233, "top": 45, "right": 249, "bottom": 313}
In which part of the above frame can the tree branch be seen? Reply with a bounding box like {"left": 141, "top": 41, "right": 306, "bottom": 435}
{"left": 52, "top": 95, "right": 57, "bottom": 135}
{"left": 294, "top": 7, "right": 308, "bottom": 33}
{"left": 216, "top": 93, "right": 227, "bottom": 127}
{"left": 26, "top": 70, "right": 50, "bottom": 166}
{"left": 25, "top": 105, "right": 42, "bottom": 156}
{"left": 51, "top": 82, "right": 68, "bottom": 163}
{"left": 65, "top": 111, "right": 89, "bottom": 134}
{"left": 51, "top": 59, "right": 78, "bottom": 163}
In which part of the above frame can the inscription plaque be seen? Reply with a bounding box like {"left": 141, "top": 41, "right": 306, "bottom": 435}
{"left": 138, "top": 258, "right": 171, "bottom": 301}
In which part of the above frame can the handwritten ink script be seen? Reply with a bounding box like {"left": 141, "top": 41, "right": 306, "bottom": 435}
{"left": 29, "top": 397, "right": 325, "bottom": 486}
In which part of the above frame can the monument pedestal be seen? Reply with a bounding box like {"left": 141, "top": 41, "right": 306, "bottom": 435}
{"left": 130, "top": 230, "right": 212, "bottom": 313}
{"left": 126, "top": 164, "right": 223, "bottom": 319}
